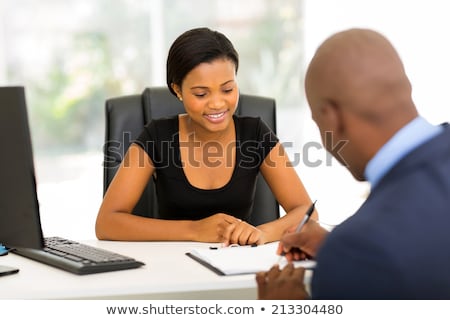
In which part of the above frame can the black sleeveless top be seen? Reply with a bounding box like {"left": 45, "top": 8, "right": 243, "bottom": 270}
{"left": 134, "top": 115, "right": 278, "bottom": 222}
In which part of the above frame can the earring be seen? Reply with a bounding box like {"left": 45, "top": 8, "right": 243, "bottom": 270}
{"left": 178, "top": 96, "right": 183, "bottom": 102}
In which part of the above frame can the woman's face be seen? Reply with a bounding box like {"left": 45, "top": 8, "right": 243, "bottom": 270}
{"left": 173, "top": 58, "right": 239, "bottom": 134}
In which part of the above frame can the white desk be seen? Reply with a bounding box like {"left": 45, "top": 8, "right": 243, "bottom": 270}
{"left": 0, "top": 240, "right": 261, "bottom": 299}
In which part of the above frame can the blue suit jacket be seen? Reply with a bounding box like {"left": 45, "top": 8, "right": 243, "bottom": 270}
{"left": 311, "top": 125, "right": 450, "bottom": 299}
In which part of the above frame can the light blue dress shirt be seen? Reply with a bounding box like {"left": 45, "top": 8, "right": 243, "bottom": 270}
{"left": 364, "top": 116, "right": 443, "bottom": 188}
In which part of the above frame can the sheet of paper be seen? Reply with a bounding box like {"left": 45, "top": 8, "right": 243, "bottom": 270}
{"left": 186, "top": 241, "right": 316, "bottom": 276}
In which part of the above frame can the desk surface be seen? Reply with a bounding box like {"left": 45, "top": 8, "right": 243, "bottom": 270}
{"left": 0, "top": 240, "right": 263, "bottom": 299}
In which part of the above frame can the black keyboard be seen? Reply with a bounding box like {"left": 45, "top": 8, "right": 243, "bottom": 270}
{"left": 13, "top": 236, "right": 145, "bottom": 275}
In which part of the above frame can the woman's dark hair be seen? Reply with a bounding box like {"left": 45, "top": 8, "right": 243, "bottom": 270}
{"left": 166, "top": 27, "right": 239, "bottom": 96}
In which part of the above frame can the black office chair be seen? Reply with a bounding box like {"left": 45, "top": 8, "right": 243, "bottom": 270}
{"left": 103, "top": 87, "right": 280, "bottom": 226}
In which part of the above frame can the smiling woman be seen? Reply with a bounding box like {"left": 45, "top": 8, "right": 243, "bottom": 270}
{"left": 0, "top": 0, "right": 305, "bottom": 240}
{"left": 167, "top": 29, "right": 240, "bottom": 191}
{"left": 168, "top": 28, "right": 239, "bottom": 137}
{"left": 95, "top": 27, "right": 316, "bottom": 245}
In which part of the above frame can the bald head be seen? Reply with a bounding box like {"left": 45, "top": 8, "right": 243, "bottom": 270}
{"left": 305, "top": 28, "right": 418, "bottom": 180}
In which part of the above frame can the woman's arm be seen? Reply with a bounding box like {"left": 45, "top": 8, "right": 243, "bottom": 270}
{"left": 96, "top": 143, "right": 190, "bottom": 240}
{"left": 96, "top": 143, "right": 241, "bottom": 242}
{"left": 257, "top": 142, "right": 318, "bottom": 242}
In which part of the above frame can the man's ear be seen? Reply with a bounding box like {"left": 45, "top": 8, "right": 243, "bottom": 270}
{"left": 322, "top": 100, "right": 343, "bottom": 135}
{"left": 320, "top": 101, "right": 348, "bottom": 164}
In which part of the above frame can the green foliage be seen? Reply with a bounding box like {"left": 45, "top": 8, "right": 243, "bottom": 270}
{"left": 30, "top": 32, "right": 121, "bottom": 150}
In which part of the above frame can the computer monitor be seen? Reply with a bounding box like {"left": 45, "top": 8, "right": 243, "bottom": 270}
{"left": 0, "top": 86, "right": 44, "bottom": 250}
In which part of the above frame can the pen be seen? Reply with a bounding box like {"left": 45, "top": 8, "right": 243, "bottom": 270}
{"left": 294, "top": 200, "right": 316, "bottom": 233}
{"left": 277, "top": 200, "right": 317, "bottom": 264}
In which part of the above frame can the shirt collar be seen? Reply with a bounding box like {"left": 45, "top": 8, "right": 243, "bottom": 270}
{"left": 365, "top": 116, "right": 443, "bottom": 188}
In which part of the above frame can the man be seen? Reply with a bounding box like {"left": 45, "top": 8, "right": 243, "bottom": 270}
{"left": 257, "top": 28, "right": 450, "bottom": 299}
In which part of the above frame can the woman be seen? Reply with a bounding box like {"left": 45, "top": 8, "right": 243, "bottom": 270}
{"left": 96, "top": 27, "right": 317, "bottom": 245}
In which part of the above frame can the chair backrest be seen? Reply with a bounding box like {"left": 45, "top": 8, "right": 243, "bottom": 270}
{"left": 103, "top": 87, "right": 280, "bottom": 225}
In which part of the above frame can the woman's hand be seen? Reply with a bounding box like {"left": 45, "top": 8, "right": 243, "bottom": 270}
{"left": 222, "top": 218, "right": 268, "bottom": 246}
{"left": 193, "top": 213, "right": 266, "bottom": 245}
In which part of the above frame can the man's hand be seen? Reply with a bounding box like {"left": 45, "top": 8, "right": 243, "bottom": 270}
{"left": 256, "top": 264, "right": 310, "bottom": 300}
{"left": 277, "top": 219, "right": 329, "bottom": 261}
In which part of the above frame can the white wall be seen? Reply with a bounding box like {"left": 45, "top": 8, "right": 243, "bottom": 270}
{"left": 296, "top": 0, "right": 450, "bottom": 226}
{"left": 304, "top": 0, "right": 450, "bottom": 123}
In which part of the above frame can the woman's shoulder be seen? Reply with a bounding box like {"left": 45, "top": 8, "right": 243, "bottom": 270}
{"left": 138, "top": 115, "right": 180, "bottom": 142}
{"left": 233, "top": 114, "right": 264, "bottom": 132}
{"left": 233, "top": 114, "right": 274, "bottom": 136}
{"left": 233, "top": 114, "right": 262, "bottom": 124}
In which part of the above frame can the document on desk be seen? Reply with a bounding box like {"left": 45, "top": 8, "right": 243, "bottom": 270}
{"left": 186, "top": 241, "right": 316, "bottom": 276}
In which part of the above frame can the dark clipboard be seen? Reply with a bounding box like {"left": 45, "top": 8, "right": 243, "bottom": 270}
{"left": 186, "top": 242, "right": 316, "bottom": 276}
{"left": 185, "top": 252, "right": 229, "bottom": 276}
{"left": 0, "top": 265, "right": 19, "bottom": 277}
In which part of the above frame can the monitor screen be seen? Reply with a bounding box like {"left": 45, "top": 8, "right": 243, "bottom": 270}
{"left": 0, "top": 86, "right": 44, "bottom": 249}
